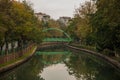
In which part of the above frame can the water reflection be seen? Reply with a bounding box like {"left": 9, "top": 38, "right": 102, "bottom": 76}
{"left": 0, "top": 51, "right": 71, "bottom": 80}
{"left": 0, "top": 55, "right": 45, "bottom": 80}
{"left": 0, "top": 47, "right": 120, "bottom": 80}
{"left": 64, "top": 51, "right": 120, "bottom": 80}
{"left": 40, "top": 64, "right": 76, "bottom": 80}
{"left": 36, "top": 51, "right": 71, "bottom": 65}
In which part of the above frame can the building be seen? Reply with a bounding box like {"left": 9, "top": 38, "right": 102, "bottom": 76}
{"left": 35, "top": 12, "right": 50, "bottom": 22}
{"left": 58, "top": 17, "right": 71, "bottom": 26}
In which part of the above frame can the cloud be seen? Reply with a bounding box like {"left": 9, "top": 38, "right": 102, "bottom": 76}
{"left": 26, "top": 0, "right": 89, "bottom": 19}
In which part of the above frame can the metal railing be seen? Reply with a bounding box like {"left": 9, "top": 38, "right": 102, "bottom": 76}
{"left": 0, "top": 44, "right": 35, "bottom": 64}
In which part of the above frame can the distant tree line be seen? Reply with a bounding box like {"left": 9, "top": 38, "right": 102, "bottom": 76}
{"left": 66, "top": 0, "right": 120, "bottom": 56}
{"left": 0, "top": 0, "right": 43, "bottom": 54}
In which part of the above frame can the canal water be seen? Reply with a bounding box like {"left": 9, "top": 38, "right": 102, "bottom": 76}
{"left": 0, "top": 46, "right": 120, "bottom": 80}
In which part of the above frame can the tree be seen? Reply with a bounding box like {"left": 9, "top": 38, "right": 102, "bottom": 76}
{"left": 0, "top": 0, "right": 15, "bottom": 54}
{"left": 91, "top": 0, "right": 120, "bottom": 55}
{"left": 0, "top": 0, "right": 43, "bottom": 54}
{"left": 43, "top": 19, "right": 63, "bottom": 38}
{"left": 67, "top": 1, "right": 96, "bottom": 44}
{"left": 66, "top": 18, "right": 80, "bottom": 42}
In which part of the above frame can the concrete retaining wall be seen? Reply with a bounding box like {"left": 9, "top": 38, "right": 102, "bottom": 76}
{"left": 0, "top": 46, "right": 37, "bottom": 74}
{"left": 66, "top": 44, "right": 120, "bottom": 70}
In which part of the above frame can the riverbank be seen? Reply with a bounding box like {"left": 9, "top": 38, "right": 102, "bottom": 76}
{"left": 65, "top": 44, "right": 120, "bottom": 70}
{"left": 0, "top": 45, "right": 37, "bottom": 74}
{"left": 38, "top": 42, "right": 120, "bottom": 70}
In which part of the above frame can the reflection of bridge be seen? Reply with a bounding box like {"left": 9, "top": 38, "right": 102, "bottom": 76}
{"left": 42, "top": 28, "right": 73, "bottom": 42}
{"left": 36, "top": 51, "right": 71, "bottom": 64}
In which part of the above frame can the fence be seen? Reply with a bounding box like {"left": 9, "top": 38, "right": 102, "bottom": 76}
{"left": 0, "top": 44, "right": 34, "bottom": 64}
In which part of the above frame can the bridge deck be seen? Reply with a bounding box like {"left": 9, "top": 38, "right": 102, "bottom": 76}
{"left": 36, "top": 51, "right": 71, "bottom": 55}
{"left": 43, "top": 38, "right": 72, "bottom": 42}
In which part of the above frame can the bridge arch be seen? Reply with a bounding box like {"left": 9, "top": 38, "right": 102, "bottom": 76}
{"left": 42, "top": 28, "right": 72, "bottom": 42}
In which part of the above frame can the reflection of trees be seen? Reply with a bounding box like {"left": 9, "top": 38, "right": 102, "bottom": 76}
{"left": 0, "top": 55, "right": 45, "bottom": 80}
{"left": 38, "top": 45, "right": 67, "bottom": 52}
{"left": 64, "top": 54, "right": 96, "bottom": 80}
{"left": 41, "top": 53, "right": 69, "bottom": 65}
{"left": 1, "top": 51, "right": 120, "bottom": 80}
{"left": 0, "top": 53, "right": 70, "bottom": 80}
{"left": 64, "top": 53, "right": 120, "bottom": 80}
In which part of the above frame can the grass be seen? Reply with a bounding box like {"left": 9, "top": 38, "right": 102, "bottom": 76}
{"left": 0, "top": 46, "right": 37, "bottom": 68}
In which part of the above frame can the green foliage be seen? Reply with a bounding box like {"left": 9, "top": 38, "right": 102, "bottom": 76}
{"left": 43, "top": 19, "right": 63, "bottom": 38}
{"left": 66, "top": 1, "right": 96, "bottom": 44}
{"left": 66, "top": 18, "right": 79, "bottom": 41}
{"left": 0, "top": 0, "right": 43, "bottom": 53}
{"left": 91, "top": 0, "right": 120, "bottom": 54}
{"left": 67, "top": 0, "right": 120, "bottom": 56}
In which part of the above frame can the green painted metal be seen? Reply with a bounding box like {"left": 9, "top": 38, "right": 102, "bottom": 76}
{"left": 36, "top": 51, "right": 72, "bottom": 65}
{"left": 43, "top": 38, "right": 72, "bottom": 42}
{"left": 36, "top": 51, "right": 71, "bottom": 55}
{"left": 42, "top": 28, "right": 72, "bottom": 42}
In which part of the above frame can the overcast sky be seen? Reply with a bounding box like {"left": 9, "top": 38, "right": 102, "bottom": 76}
{"left": 22, "top": 0, "right": 89, "bottom": 19}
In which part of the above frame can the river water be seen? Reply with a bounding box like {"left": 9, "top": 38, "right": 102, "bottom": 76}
{"left": 0, "top": 46, "right": 120, "bottom": 80}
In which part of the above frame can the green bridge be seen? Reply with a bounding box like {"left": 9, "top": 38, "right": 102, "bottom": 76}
{"left": 36, "top": 51, "right": 71, "bottom": 55}
{"left": 43, "top": 38, "right": 72, "bottom": 42}
{"left": 42, "top": 28, "right": 73, "bottom": 42}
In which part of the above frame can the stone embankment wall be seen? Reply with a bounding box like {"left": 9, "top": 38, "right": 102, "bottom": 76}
{"left": 0, "top": 44, "right": 36, "bottom": 74}
{"left": 66, "top": 45, "right": 120, "bottom": 70}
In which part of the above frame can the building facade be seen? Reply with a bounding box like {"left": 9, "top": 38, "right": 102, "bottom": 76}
{"left": 35, "top": 12, "right": 50, "bottom": 22}
{"left": 58, "top": 17, "right": 71, "bottom": 26}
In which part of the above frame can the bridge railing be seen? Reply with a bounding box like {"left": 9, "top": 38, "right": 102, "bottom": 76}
{"left": 43, "top": 38, "right": 72, "bottom": 42}
{"left": 42, "top": 28, "right": 72, "bottom": 42}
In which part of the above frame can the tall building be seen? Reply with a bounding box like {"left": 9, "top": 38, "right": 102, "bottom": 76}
{"left": 58, "top": 17, "right": 71, "bottom": 27}
{"left": 35, "top": 12, "right": 50, "bottom": 22}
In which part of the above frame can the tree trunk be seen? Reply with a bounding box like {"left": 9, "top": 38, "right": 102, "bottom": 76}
{"left": 18, "top": 39, "right": 22, "bottom": 51}
{"left": 5, "top": 42, "right": 9, "bottom": 54}
{"left": 0, "top": 43, "right": 5, "bottom": 55}
{"left": 0, "top": 45, "right": 2, "bottom": 55}
{"left": 18, "top": 39, "right": 24, "bottom": 56}
{"left": 11, "top": 41, "right": 15, "bottom": 52}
